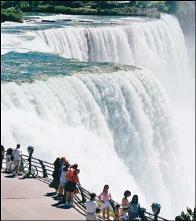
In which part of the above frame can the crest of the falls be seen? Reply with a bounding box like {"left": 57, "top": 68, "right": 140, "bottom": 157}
{"left": 36, "top": 14, "right": 189, "bottom": 85}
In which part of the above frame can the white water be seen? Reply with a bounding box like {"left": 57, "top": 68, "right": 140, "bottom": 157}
{"left": 1, "top": 13, "right": 195, "bottom": 218}
{"left": 1, "top": 69, "right": 181, "bottom": 216}
{"left": 2, "top": 14, "right": 191, "bottom": 99}
{"left": 36, "top": 14, "right": 191, "bottom": 98}
{"left": 1, "top": 32, "right": 52, "bottom": 55}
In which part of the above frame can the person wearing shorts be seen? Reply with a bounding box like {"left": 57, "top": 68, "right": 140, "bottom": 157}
{"left": 99, "top": 184, "right": 112, "bottom": 220}
{"left": 65, "top": 164, "right": 80, "bottom": 207}
{"left": 57, "top": 162, "right": 70, "bottom": 198}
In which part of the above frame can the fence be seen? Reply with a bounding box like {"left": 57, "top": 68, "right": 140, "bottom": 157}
{"left": 2, "top": 152, "right": 169, "bottom": 221}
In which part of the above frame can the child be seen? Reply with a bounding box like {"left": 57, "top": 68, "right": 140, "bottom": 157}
{"left": 114, "top": 204, "right": 120, "bottom": 221}
{"left": 120, "top": 208, "right": 129, "bottom": 221}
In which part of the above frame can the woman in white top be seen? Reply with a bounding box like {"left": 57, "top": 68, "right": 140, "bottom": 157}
{"left": 57, "top": 162, "right": 70, "bottom": 197}
{"left": 85, "top": 193, "right": 100, "bottom": 221}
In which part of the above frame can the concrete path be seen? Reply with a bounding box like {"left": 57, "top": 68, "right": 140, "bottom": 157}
{"left": 1, "top": 173, "right": 85, "bottom": 220}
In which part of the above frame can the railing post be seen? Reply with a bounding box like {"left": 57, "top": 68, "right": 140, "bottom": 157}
{"left": 38, "top": 159, "right": 48, "bottom": 178}
{"left": 77, "top": 185, "right": 86, "bottom": 204}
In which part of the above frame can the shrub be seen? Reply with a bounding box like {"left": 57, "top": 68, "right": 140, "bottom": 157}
{"left": 147, "top": 1, "right": 169, "bottom": 12}
{"left": 54, "top": 6, "right": 97, "bottom": 15}
{"left": 1, "top": 7, "right": 23, "bottom": 22}
{"left": 36, "top": 5, "right": 54, "bottom": 13}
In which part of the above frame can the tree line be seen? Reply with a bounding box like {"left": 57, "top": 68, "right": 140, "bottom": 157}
{"left": 1, "top": 1, "right": 178, "bottom": 22}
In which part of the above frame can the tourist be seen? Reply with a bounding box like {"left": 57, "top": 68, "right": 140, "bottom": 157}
{"left": 114, "top": 204, "right": 121, "bottom": 221}
{"left": 121, "top": 190, "right": 131, "bottom": 220}
{"left": 12, "top": 144, "right": 21, "bottom": 175}
{"left": 99, "top": 184, "right": 112, "bottom": 220}
{"left": 65, "top": 164, "right": 80, "bottom": 207}
{"left": 5, "top": 147, "right": 13, "bottom": 173}
{"left": 57, "top": 162, "right": 70, "bottom": 199}
{"left": 85, "top": 193, "right": 100, "bottom": 221}
{"left": 50, "top": 157, "right": 61, "bottom": 190}
{"left": 122, "top": 190, "right": 131, "bottom": 209}
{"left": 60, "top": 157, "right": 67, "bottom": 171}
{"left": 128, "top": 195, "right": 140, "bottom": 221}
{"left": 1, "top": 145, "right": 5, "bottom": 170}
{"left": 121, "top": 208, "right": 129, "bottom": 221}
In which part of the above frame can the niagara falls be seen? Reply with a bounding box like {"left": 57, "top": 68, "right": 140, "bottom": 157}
{"left": 1, "top": 1, "right": 195, "bottom": 220}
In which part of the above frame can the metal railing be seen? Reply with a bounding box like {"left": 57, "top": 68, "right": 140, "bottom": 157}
{"left": 2, "top": 153, "right": 169, "bottom": 221}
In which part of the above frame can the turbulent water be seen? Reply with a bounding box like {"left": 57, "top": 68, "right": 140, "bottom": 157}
{"left": 1, "top": 13, "right": 195, "bottom": 218}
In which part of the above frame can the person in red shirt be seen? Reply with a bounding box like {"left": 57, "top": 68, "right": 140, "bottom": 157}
{"left": 65, "top": 164, "right": 80, "bottom": 207}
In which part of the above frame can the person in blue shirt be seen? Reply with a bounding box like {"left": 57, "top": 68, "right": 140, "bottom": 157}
{"left": 128, "top": 195, "right": 140, "bottom": 221}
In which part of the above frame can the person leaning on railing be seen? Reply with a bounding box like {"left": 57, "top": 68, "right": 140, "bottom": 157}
{"left": 65, "top": 164, "right": 80, "bottom": 207}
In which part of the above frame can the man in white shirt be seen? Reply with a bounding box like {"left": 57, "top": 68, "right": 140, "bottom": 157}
{"left": 85, "top": 193, "right": 100, "bottom": 221}
{"left": 13, "top": 144, "right": 21, "bottom": 175}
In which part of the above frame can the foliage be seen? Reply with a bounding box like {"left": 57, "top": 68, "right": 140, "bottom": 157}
{"left": 175, "top": 207, "right": 196, "bottom": 221}
{"left": 54, "top": 6, "right": 97, "bottom": 15}
{"left": 1, "top": 7, "right": 23, "bottom": 22}
{"left": 35, "top": 4, "right": 54, "bottom": 13}
{"left": 1, "top": 1, "right": 184, "bottom": 22}
{"left": 147, "top": 1, "right": 169, "bottom": 12}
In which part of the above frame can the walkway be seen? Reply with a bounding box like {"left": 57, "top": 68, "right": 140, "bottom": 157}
{"left": 1, "top": 173, "right": 85, "bottom": 220}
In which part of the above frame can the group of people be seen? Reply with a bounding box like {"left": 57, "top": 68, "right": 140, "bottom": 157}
{"left": 50, "top": 157, "right": 81, "bottom": 208}
{"left": 1, "top": 144, "right": 21, "bottom": 176}
{"left": 1, "top": 147, "right": 161, "bottom": 221}
{"left": 49, "top": 156, "right": 160, "bottom": 221}
{"left": 85, "top": 185, "right": 147, "bottom": 221}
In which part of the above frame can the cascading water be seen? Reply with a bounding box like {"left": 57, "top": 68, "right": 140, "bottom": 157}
{"left": 1, "top": 66, "right": 179, "bottom": 216}
{"left": 1, "top": 12, "right": 194, "bottom": 219}
{"left": 36, "top": 14, "right": 191, "bottom": 96}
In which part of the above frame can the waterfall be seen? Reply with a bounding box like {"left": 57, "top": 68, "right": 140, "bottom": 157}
{"left": 1, "top": 67, "right": 185, "bottom": 216}
{"left": 1, "top": 12, "right": 194, "bottom": 218}
{"left": 36, "top": 14, "right": 192, "bottom": 100}
{"left": 36, "top": 14, "right": 189, "bottom": 78}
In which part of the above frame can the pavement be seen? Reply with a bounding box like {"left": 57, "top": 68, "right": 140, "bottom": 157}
{"left": 1, "top": 172, "right": 85, "bottom": 220}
